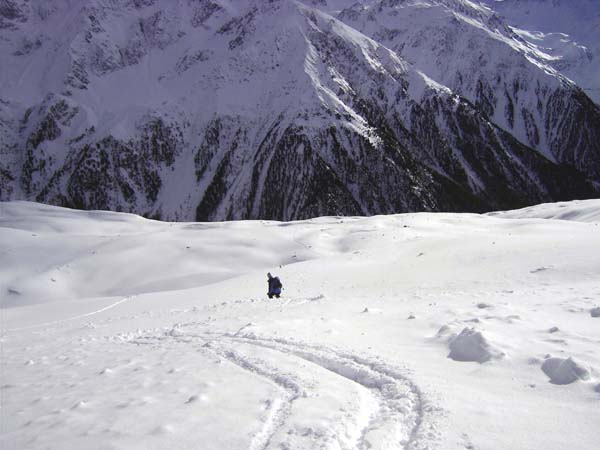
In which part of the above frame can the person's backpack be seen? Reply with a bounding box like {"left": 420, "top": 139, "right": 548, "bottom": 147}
{"left": 274, "top": 277, "right": 282, "bottom": 289}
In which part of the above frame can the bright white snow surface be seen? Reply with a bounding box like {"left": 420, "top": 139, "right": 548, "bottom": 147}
{"left": 1, "top": 200, "right": 600, "bottom": 450}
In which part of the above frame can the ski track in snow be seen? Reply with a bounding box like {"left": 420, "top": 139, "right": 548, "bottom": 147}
{"left": 5, "top": 295, "right": 135, "bottom": 332}
{"left": 223, "top": 335, "right": 428, "bottom": 450}
{"left": 202, "top": 341, "right": 301, "bottom": 450}
{"left": 136, "top": 326, "right": 431, "bottom": 450}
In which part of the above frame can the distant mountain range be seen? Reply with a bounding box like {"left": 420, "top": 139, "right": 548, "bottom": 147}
{"left": 1, "top": 0, "right": 598, "bottom": 220}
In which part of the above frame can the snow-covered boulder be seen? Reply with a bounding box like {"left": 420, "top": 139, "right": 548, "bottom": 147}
{"left": 447, "top": 327, "right": 504, "bottom": 363}
{"left": 541, "top": 357, "right": 590, "bottom": 385}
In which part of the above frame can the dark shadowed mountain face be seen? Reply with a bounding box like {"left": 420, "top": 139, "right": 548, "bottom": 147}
{"left": 0, "top": 0, "right": 598, "bottom": 221}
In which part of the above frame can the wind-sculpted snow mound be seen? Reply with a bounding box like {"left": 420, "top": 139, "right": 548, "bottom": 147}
{"left": 447, "top": 327, "right": 505, "bottom": 363}
{"left": 488, "top": 199, "right": 600, "bottom": 223}
{"left": 541, "top": 357, "right": 591, "bottom": 385}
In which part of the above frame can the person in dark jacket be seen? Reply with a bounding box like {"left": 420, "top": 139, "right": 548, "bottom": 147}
{"left": 267, "top": 272, "right": 282, "bottom": 298}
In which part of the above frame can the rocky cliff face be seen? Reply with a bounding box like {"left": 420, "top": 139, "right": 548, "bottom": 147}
{"left": 0, "top": 0, "right": 598, "bottom": 221}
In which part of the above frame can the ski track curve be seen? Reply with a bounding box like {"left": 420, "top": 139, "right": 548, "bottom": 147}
{"left": 5, "top": 295, "right": 136, "bottom": 332}
{"left": 201, "top": 340, "right": 302, "bottom": 450}
{"left": 222, "top": 333, "right": 428, "bottom": 450}
{"left": 158, "top": 327, "right": 432, "bottom": 450}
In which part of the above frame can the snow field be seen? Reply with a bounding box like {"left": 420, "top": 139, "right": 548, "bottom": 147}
{"left": 1, "top": 200, "right": 600, "bottom": 449}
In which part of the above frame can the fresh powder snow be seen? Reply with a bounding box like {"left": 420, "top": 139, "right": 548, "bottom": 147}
{"left": 1, "top": 199, "right": 599, "bottom": 449}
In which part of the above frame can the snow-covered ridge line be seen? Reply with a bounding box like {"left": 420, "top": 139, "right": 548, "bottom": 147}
{"left": 488, "top": 199, "right": 600, "bottom": 223}
{"left": 480, "top": 0, "right": 600, "bottom": 104}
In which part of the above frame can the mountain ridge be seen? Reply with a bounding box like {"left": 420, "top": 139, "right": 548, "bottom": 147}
{"left": 0, "top": 0, "right": 598, "bottom": 221}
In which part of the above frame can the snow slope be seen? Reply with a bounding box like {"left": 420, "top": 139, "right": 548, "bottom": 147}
{"left": 489, "top": 198, "right": 600, "bottom": 222}
{"left": 2, "top": 199, "right": 600, "bottom": 449}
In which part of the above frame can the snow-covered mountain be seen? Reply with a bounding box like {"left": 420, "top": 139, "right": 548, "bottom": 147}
{"left": 481, "top": 0, "right": 600, "bottom": 104}
{"left": 337, "top": 0, "right": 600, "bottom": 178}
{"left": 0, "top": 0, "right": 598, "bottom": 221}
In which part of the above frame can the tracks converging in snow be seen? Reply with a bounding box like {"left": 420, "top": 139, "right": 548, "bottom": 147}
{"left": 228, "top": 335, "right": 426, "bottom": 450}
{"left": 158, "top": 328, "right": 431, "bottom": 450}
